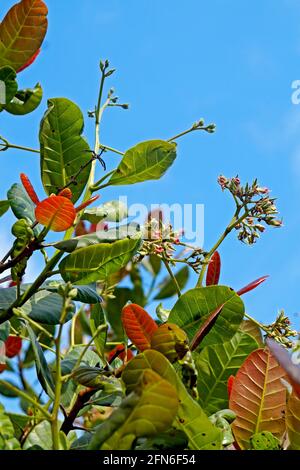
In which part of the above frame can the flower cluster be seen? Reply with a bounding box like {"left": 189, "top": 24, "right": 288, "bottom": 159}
{"left": 264, "top": 310, "right": 298, "bottom": 348}
{"left": 218, "top": 175, "right": 282, "bottom": 244}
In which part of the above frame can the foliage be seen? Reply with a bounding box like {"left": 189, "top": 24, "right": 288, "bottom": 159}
{"left": 0, "top": 0, "right": 294, "bottom": 453}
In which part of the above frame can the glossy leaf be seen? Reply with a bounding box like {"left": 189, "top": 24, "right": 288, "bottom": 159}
{"left": 154, "top": 266, "right": 189, "bottom": 300}
{"left": 121, "top": 303, "right": 158, "bottom": 351}
{"left": 23, "top": 420, "right": 52, "bottom": 450}
{"left": 286, "top": 391, "right": 300, "bottom": 450}
{"left": 195, "top": 330, "right": 260, "bottom": 414}
{"left": 59, "top": 237, "right": 141, "bottom": 285}
{"left": 206, "top": 251, "right": 221, "bottom": 286}
{"left": 4, "top": 83, "right": 43, "bottom": 115}
{"left": 229, "top": 348, "right": 287, "bottom": 449}
{"left": 236, "top": 275, "right": 268, "bottom": 296}
{"left": 240, "top": 319, "right": 264, "bottom": 347}
{"left": 82, "top": 200, "right": 128, "bottom": 224}
{"left": 0, "top": 404, "right": 20, "bottom": 450}
{"left": 7, "top": 183, "right": 36, "bottom": 225}
{"left": 0, "top": 0, "right": 48, "bottom": 72}
{"left": 108, "top": 140, "right": 177, "bottom": 186}
{"left": 35, "top": 196, "right": 76, "bottom": 232}
{"left": 0, "top": 66, "right": 18, "bottom": 106}
{"left": 40, "top": 98, "right": 91, "bottom": 203}
{"left": 90, "top": 303, "right": 107, "bottom": 361}
{"left": 122, "top": 349, "right": 223, "bottom": 449}
{"left": 0, "top": 286, "right": 74, "bottom": 325}
{"left": 27, "top": 325, "right": 55, "bottom": 398}
{"left": 89, "top": 369, "right": 179, "bottom": 450}
{"left": 54, "top": 223, "right": 141, "bottom": 253}
{"left": 169, "top": 286, "right": 245, "bottom": 348}
{"left": 0, "top": 200, "right": 10, "bottom": 218}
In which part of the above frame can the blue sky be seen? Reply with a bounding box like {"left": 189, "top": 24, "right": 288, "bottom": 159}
{"left": 1, "top": 0, "right": 300, "bottom": 332}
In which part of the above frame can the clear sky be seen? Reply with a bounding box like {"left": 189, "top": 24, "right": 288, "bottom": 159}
{"left": 1, "top": 0, "right": 300, "bottom": 332}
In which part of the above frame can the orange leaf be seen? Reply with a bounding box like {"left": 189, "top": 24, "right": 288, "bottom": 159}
{"left": 35, "top": 196, "right": 76, "bottom": 232}
{"left": 227, "top": 375, "right": 235, "bottom": 399}
{"left": 75, "top": 195, "right": 99, "bottom": 213}
{"left": 206, "top": 251, "right": 221, "bottom": 286}
{"left": 121, "top": 303, "right": 158, "bottom": 351}
{"left": 58, "top": 188, "right": 73, "bottom": 199}
{"left": 229, "top": 348, "right": 287, "bottom": 449}
{"left": 5, "top": 336, "right": 22, "bottom": 358}
{"left": 16, "top": 48, "right": 40, "bottom": 73}
{"left": 0, "top": 0, "right": 48, "bottom": 72}
{"left": 20, "top": 173, "right": 40, "bottom": 205}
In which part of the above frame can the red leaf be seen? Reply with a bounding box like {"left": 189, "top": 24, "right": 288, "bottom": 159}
{"left": 121, "top": 303, "right": 158, "bottom": 351}
{"left": 266, "top": 338, "right": 300, "bottom": 398}
{"left": 20, "top": 173, "right": 40, "bottom": 205}
{"left": 227, "top": 375, "right": 235, "bottom": 399}
{"left": 108, "top": 344, "right": 134, "bottom": 364}
{"left": 17, "top": 48, "right": 41, "bottom": 73}
{"left": 236, "top": 275, "right": 269, "bottom": 296}
{"left": 35, "top": 196, "right": 76, "bottom": 232}
{"left": 206, "top": 251, "right": 221, "bottom": 286}
{"left": 190, "top": 303, "right": 224, "bottom": 351}
{"left": 5, "top": 336, "right": 22, "bottom": 358}
{"left": 76, "top": 195, "right": 99, "bottom": 213}
{"left": 0, "top": 342, "right": 6, "bottom": 373}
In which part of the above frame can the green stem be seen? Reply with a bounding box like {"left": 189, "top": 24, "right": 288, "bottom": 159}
{"left": 90, "top": 169, "right": 116, "bottom": 192}
{"left": 167, "top": 125, "right": 212, "bottom": 143}
{"left": 0, "top": 142, "right": 40, "bottom": 154}
{"left": 196, "top": 210, "right": 249, "bottom": 287}
{"left": 244, "top": 312, "right": 269, "bottom": 335}
{"left": 51, "top": 322, "right": 64, "bottom": 450}
{"left": 99, "top": 144, "right": 124, "bottom": 156}
{"left": 0, "top": 380, "right": 51, "bottom": 419}
{"left": 162, "top": 255, "right": 181, "bottom": 297}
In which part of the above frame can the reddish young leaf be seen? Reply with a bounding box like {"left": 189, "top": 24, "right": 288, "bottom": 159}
{"left": 0, "top": 0, "right": 48, "bottom": 72}
{"left": 236, "top": 275, "right": 269, "bottom": 296}
{"left": 0, "top": 342, "right": 6, "bottom": 373}
{"left": 5, "top": 336, "right": 22, "bottom": 358}
{"left": 75, "top": 195, "right": 99, "bottom": 213}
{"left": 16, "top": 48, "right": 41, "bottom": 73}
{"left": 121, "top": 303, "right": 158, "bottom": 351}
{"left": 190, "top": 303, "right": 224, "bottom": 351}
{"left": 266, "top": 338, "right": 300, "bottom": 398}
{"left": 227, "top": 375, "right": 235, "bottom": 399}
{"left": 58, "top": 188, "right": 73, "bottom": 199}
{"left": 229, "top": 348, "right": 287, "bottom": 449}
{"left": 35, "top": 196, "right": 76, "bottom": 232}
{"left": 20, "top": 173, "right": 40, "bottom": 205}
{"left": 108, "top": 344, "right": 134, "bottom": 364}
{"left": 206, "top": 251, "right": 221, "bottom": 286}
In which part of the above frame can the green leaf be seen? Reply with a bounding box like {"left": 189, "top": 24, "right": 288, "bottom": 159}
{"left": 240, "top": 319, "right": 264, "bottom": 347}
{"left": 7, "top": 413, "right": 30, "bottom": 440}
{"left": 168, "top": 286, "right": 245, "bottom": 348}
{"left": 4, "top": 83, "right": 43, "bottom": 115}
{"left": 122, "top": 349, "right": 223, "bottom": 450}
{"left": 23, "top": 420, "right": 52, "bottom": 450}
{"left": 40, "top": 98, "right": 91, "bottom": 203}
{"left": 89, "top": 369, "right": 179, "bottom": 450}
{"left": 0, "top": 200, "right": 10, "bottom": 217}
{"left": 82, "top": 200, "right": 128, "bottom": 224}
{"left": 26, "top": 324, "right": 55, "bottom": 398}
{"left": 53, "top": 223, "right": 141, "bottom": 253}
{"left": 155, "top": 266, "right": 189, "bottom": 300}
{"left": 45, "top": 281, "right": 101, "bottom": 304}
{"left": 106, "top": 287, "right": 131, "bottom": 340}
{"left": 0, "top": 286, "right": 74, "bottom": 325}
{"left": 0, "top": 321, "right": 10, "bottom": 342}
{"left": 7, "top": 183, "right": 36, "bottom": 225}
{"left": 0, "top": 403, "right": 20, "bottom": 450}
{"left": 59, "top": 237, "right": 141, "bottom": 285}
{"left": 195, "top": 330, "right": 260, "bottom": 415}
{"left": 90, "top": 303, "right": 107, "bottom": 360}
{"left": 108, "top": 140, "right": 177, "bottom": 186}
{"left": 72, "top": 367, "right": 121, "bottom": 393}
{"left": 61, "top": 346, "right": 102, "bottom": 376}
{"left": 136, "top": 429, "right": 188, "bottom": 450}
{"left": 0, "top": 379, "right": 19, "bottom": 398}
{"left": 0, "top": 66, "right": 18, "bottom": 108}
